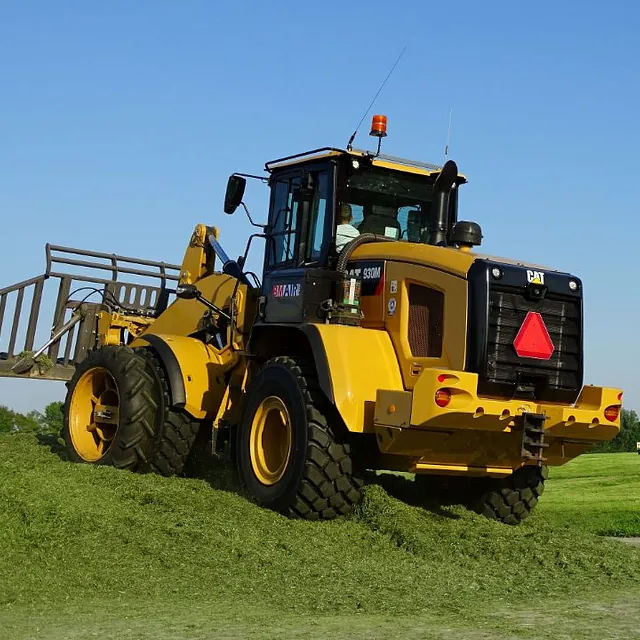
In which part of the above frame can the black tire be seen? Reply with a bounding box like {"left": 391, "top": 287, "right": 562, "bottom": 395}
{"left": 473, "top": 465, "right": 548, "bottom": 525}
{"left": 236, "top": 356, "right": 364, "bottom": 520}
{"left": 63, "top": 346, "right": 159, "bottom": 471}
{"left": 136, "top": 348, "right": 201, "bottom": 478}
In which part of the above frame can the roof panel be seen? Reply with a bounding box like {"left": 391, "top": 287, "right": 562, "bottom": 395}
{"left": 265, "top": 146, "right": 467, "bottom": 181}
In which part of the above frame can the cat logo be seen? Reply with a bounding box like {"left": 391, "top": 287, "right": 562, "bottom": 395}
{"left": 527, "top": 270, "right": 545, "bottom": 285}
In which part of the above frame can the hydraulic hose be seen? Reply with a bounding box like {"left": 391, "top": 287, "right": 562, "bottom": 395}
{"left": 336, "top": 233, "right": 396, "bottom": 274}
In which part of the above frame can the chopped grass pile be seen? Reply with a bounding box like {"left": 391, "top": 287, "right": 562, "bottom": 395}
{"left": 0, "top": 434, "right": 638, "bottom": 627}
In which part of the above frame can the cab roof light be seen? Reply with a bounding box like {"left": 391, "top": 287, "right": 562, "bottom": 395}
{"left": 370, "top": 114, "right": 388, "bottom": 138}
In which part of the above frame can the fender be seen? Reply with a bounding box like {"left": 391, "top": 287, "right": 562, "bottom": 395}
{"left": 310, "top": 324, "right": 404, "bottom": 432}
{"left": 131, "top": 333, "right": 237, "bottom": 420}
{"left": 250, "top": 323, "right": 404, "bottom": 433}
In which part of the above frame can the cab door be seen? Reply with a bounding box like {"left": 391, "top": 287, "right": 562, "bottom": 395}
{"left": 261, "top": 162, "right": 336, "bottom": 324}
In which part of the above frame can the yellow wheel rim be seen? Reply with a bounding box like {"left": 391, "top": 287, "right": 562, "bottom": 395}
{"left": 250, "top": 396, "right": 293, "bottom": 486}
{"left": 68, "top": 367, "right": 120, "bottom": 462}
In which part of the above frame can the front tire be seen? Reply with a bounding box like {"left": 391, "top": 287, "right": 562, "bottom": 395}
{"left": 236, "top": 357, "right": 363, "bottom": 520}
{"left": 63, "top": 346, "right": 159, "bottom": 470}
{"left": 136, "top": 348, "right": 201, "bottom": 477}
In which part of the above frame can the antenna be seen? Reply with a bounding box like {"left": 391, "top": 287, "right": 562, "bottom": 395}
{"left": 444, "top": 107, "right": 453, "bottom": 160}
{"left": 346, "top": 45, "right": 407, "bottom": 150}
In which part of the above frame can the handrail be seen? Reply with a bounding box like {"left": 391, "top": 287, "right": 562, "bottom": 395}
{"left": 45, "top": 244, "right": 181, "bottom": 283}
{"left": 45, "top": 270, "right": 176, "bottom": 289}
{"left": 0, "top": 274, "right": 46, "bottom": 297}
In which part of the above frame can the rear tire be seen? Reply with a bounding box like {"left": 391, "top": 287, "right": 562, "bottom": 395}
{"left": 136, "top": 348, "right": 201, "bottom": 477}
{"left": 473, "top": 465, "right": 547, "bottom": 525}
{"left": 236, "top": 356, "right": 363, "bottom": 520}
{"left": 63, "top": 346, "right": 159, "bottom": 471}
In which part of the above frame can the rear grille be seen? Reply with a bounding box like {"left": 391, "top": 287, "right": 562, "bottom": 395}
{"left": 484, "top": 287, "right": 581, "bottom": 400}
{"left": 408, "top": 285, "right": 443, "bottom": 358}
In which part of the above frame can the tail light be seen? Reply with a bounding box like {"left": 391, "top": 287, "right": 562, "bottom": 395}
{"left": 604, "top": 405, "right": 620, "bottom": 422}
{"left": 435, "top": 389, "right": 451, "bottom": 408}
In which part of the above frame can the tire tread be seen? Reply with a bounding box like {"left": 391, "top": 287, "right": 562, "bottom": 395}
{"left": 474, "top": 465, "right": 547, "bottom": 525}
{"left": 137, "top": 349, "right": 201, "bottom": 478}
{"left": 240, "top": 356, "right": 363, "bottom": 520}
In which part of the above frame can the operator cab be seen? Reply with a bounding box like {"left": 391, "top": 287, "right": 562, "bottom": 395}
{"left": 222, "top": 115, "right": 477, "bottom": 325}
{"left": 262, "top": 145, "right": 469, "bottom": 271}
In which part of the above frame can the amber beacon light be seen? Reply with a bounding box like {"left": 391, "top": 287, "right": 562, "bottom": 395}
{"left": 370, "top": 114, "right": 388, "bottom": 137}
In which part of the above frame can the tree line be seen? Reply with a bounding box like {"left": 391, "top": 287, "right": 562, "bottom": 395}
{"left": 0, "top": 402, "right": 64, "bottom": 436}
{"left": 0, "top": 403, "right": 638, "bottom": 453}
{"left": 591, "top": 409, "right": 640, "bottom": 453}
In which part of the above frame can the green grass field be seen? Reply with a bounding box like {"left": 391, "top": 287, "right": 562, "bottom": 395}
{"left": 0, "top": 435, "right": 639, "bottom": 639}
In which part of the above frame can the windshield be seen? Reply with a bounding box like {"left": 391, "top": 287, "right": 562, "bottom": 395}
{"left": 342, "top": 167, "right": 435, "bottom": 244}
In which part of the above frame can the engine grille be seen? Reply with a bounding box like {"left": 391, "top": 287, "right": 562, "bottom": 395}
{"left": 483, "top": 287, "right": 582, "bottom": 401}
{"left": 408, "top": 285, "right": 443, "bottom": 358}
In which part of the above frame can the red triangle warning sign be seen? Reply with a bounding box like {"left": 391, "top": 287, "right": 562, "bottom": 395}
{"left": 513, "top": 311, "right": 555, "bottom": 360}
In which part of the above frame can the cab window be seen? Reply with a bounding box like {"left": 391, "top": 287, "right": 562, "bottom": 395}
{"left": 267, "top": 169, "right": 332, "bottom": 269}
{"left": 268, "top": 176, "right": 301, "bottom": 267}
{"left": 342, "top": 167, "right": 434, "bottom": 243}
{"left": 306, "top": 171, "right": 329, "bottom": 262}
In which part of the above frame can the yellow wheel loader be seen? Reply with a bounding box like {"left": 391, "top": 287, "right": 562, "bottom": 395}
{"left": 0, "top": 116, "right": 623, "bottom": 524}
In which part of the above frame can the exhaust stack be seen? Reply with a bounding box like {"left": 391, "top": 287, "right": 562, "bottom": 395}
{"left": 430, "top": 159, "right": 459, "bottom": 246}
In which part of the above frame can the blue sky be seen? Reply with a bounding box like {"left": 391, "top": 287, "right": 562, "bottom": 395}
{"left": 1, "top": 0, "right": 638, "bottom": 413}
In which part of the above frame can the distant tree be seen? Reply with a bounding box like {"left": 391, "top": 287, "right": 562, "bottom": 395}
{"left": 0, "top": 405, "right": 16, "bottom": 433}
{"left": 591, "top": 409, "right": 640, "bottom": 453}
{"left": 0, "top": 405, "right": 41, "bottom": 433}
{"left": 0, "top": 401, "right": 64, "bottom": 436}
{"left": 40, "top": 401, "right": 64, "bottom": 436}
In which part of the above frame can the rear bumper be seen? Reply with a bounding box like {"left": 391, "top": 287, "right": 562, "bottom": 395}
{"left": 373, "top": 369, "right": 622, "bottom": 461}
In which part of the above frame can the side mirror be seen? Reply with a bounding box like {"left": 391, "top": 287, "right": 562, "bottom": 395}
{"left": 224, "top": 175, "right": 246, "bottom": 214}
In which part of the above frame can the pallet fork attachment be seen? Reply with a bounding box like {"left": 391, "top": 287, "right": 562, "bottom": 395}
{"left": 0, "top": 244, "right": 180, "bottom": 381}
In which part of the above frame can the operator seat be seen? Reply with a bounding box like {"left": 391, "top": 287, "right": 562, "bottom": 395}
{"left": 357, "top": 205, "right": 401, "bottom": 238}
